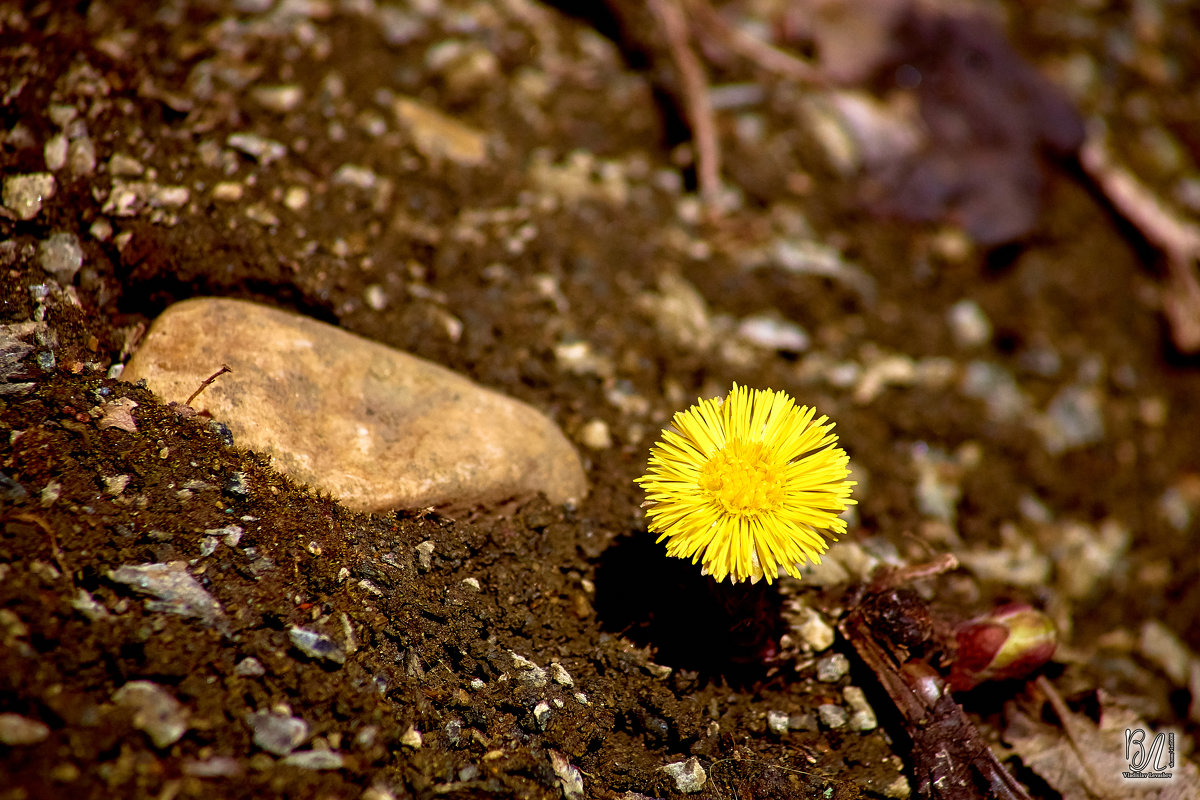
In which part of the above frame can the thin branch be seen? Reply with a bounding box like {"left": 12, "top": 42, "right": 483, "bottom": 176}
{"left": 649, "top": 0, "right": 722, "bottom": 209}
{"left": 689, "top": 0, "right": 824, "bottom": 85}
{"left": 186, "top": 364, "right": 232, "bottom": 407}
{"left": 1080, "top": 131, "right": 1200, "bottom": 352}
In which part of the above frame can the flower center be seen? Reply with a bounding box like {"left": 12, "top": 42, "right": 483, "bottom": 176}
{"left": 699, "top": 439, "right": 786, "bottom": 517}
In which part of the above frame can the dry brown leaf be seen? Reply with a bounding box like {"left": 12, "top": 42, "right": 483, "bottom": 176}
{"left": 1006, "top": 684, "right": 1199, "bottom": 800}
{"left": 98, "top": 397, "right": 139, "bottom": 432}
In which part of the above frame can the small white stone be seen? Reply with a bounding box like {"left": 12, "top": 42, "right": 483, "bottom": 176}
{"left": 816, "top": 653, "right": 850, "bottom": 682}
{"left": 737, "top": 314, "right": 810, "bottom": 352}
{"left": 843, "top": 686, "right": 877, "bottom": 731}
{"left": 415, "top": 541, "right": 435, "bottom": 571}
{"left": 283, "top": 185, "right": 309, "bottom": 210}
{"left": 44, "top": 134, "right": 68, "bottom": 171}
{"left": 109, "top": 153, "right": 145, "bottom": 177}
{"left": 792, "top": 606, "right": 835, "bottom": 651}
{"left": 533, "top": 701, "right": 551, "bottom": 729}
{"left": 766, "top": 709, "right": 789, "bottom": 734}
{"left": 661, "top": 758, "right": 707, "bottom": 793}
{"left": 3, "top": 173, "right": 56, "bottom": 220}
{"left": 227, "top": 132, "right": 286, "bottom": 164}
{"left": 90, "top": 218, "right": 113, "bottom": 241}
{"left": 332, "top": 163, "right": 380, "bottom": 190}
{"left": 548, "top": 749, "right": 584, "bottom": 800}
{"left": 39, "top": 232, "right": 83, "bottom": 283}
{"left": 947, "top": 300, "right": 991, "bottom": 348}
{"left": 212, "top": 181, "right": 244, "bottom": 202}
{"left": 104, "top": 474, "right": 131, "bottom": 495}
{"left": 0, "top": 713, "right": 50, "bottom": 746}
{"left": 364, "top": 284, "right": 388, "bottom": 310}
{"left": 510, "top": 652, "right": 547, "bottom": 687}
{"left": 113, "top": 681, "right": 190, "bottom": 748}
{"left": 579, "top": 418, "right": 612, "bottom": 450}
{"left": 461, "top": 577, "right": 481, "bottom": 592}
{"left": 252, "top": 84, "right": 304, "bottom": 113}
{"left": 817, "top": 704, "right": 848, "bottom": 729}
{"left": 549, "top": 662, "right": 574, "bottom": 688}
{"left": 68, "top": 136, "right": 96, "bottom": 175}
{"left": 400, "top": 726, "right": 422, "bottom": 749}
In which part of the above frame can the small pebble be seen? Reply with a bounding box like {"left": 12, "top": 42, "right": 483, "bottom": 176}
{"left": 251, "top": 84, "right": 304, "bottom": 113}
{"left": 548, "top": 750, "right": 585, "bottom": 800}
{"left": 843, "top": 686, "right": 878, "bottom": 731}
{"left": 510, "top": 651, "right": 547, "bottom": 687}
{"left": 211, "top": 181, "right": 244, "bottom": 202}
{"left": 661, "top": 757, "right": 707, "bottom": 793}
{"left": 108, "top": 562, "right": 225, "bottom": 629}
{"left": 817, "top": 704, "right": 848, "bottom": 729}
{"left": 38, "top": 232, "right": 83, "bottom": 283}
{"left": 960, "top": 361, "right": 1028, "bottom": 423}
{"left": 3, "top": 173, "right": 56, "bottom": 220}
{"left": 182, "top": 756, "right": 243, "bottom": 778}
{"left": 816, "top": 653, "right": 850, "bottom": 682}
{"left": 947, "top": 300, "right": 992, "bottom": 348}
{"left": 288, "top": 626, "right": 346, "bottom": 665}
{"left": 332, "top": 163, "right": 380, "bottom": 190}
{"left": 227, "top": 132, "right": 286, "bottom": 164}
{"left": 108, "top": 153, "right": 145, "bottom": 177}
{"left": 766, "top": 709, "right": 789, "bottom": 734}
{"left": 71, "top": 589, "right": 110, "bottom": 621}
{"left": 280, "top": 750, "right": 344, "bottom": 770}
{"left": 225, "top": 472, "right": 249, "bottom": 497}
{"left": 788, "top": 712, "right": 817, "bottom": 731}
{"left": 112, "top": 681, "right": 189, "bottom": 748}
{"left": 549, "top": 662, "right": 574, "bottom": 687}
{"left": 364, "top": 284, "right": 388, "bottom": 310}
{"left": 1036, "top": 385, "right": 1105, "bottom": 455}
{"left": 399, "top": 726, "right": 422, "bottom": 749}
{"left": 44, "top": 134, "right": 68, "bottom": 171}
{"left": 579, "top": 418, "right": 612, "bottom": 450}
{"left": 68, "top": 137, "right": 96, "bottom": 175}
{"left": 415, "top": 541, "right": 435, "bottom": 571}
{"left": 533, "top": 701, "right": 551, "bottom": 729}
{"left": 246, "top": 710, "right": 308, "bottom": 756}
{"left": 103, "top": 474, "right": 130, "bottom": 495}
{"left": 235, "top": 657, "right": 266, "bottom": 677}
{"left": 461, "top": 577, "right": 481, "bottom": 592}
{"left": 792, "top": 606, "right": 835, "bottom": 651}
{"left": 283, "top": 185, "right": 309, "bottom": 210}
{"left": 737, "top": 314, "right": 810, "bottom": 352}
{"left": 0, "top": 713, "right": 50, "bottom": 746}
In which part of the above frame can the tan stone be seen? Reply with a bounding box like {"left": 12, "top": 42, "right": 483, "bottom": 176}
{"left": 392, "top": 97, "right": 488, "bottom": 167}
{"left": 123, "top": 298, "right": 586, "bottom": 512}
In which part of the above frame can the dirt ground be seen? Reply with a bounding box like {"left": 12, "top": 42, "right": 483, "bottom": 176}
{"left": 3, "top": 1, "right": 1200, "bottom": 798}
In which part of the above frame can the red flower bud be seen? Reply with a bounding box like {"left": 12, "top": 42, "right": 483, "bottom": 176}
{"left": 949, "top": 604, "right": 1056, "bottom": 692}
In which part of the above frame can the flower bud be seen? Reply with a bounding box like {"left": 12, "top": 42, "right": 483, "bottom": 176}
{"left": 949, "top": 603, "right": 1056, "bottom": 692}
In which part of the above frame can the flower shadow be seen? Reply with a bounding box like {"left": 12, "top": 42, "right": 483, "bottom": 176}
{"left": 592, "top": 531, "right": 786, "bottom": 687}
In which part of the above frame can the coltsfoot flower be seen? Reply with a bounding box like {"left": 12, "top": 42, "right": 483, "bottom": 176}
{"left": 636, "top": 383, "right": 856, "bottom": 584}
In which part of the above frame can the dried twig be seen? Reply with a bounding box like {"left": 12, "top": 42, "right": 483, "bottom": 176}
{"left": 1080, "top": 131, "right": 1200, "bottom": 352}
{"left": 186, "top": 364, "right": 231, "bottom": 407}
{"left": 648, "top": 0, "right": 722, "bottom": 209}
{"left": 689, "top": 0, "right": 823, "bottom": 84}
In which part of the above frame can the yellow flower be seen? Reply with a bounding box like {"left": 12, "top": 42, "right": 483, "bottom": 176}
{"left": 635, "top": 384, "right": 856, "bottom": 584}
